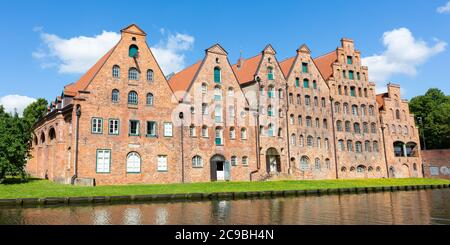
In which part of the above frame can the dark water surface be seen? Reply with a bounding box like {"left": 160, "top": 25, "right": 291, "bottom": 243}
{"left": 0, "top": 189, "right": 449, "bottom": 225}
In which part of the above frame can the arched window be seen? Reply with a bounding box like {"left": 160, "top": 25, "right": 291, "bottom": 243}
{"left": 189, "top": 125, "right": 196, "bottom": 137}
{"left": 290, "top": 114, "right": 295, "bottom": 125}
{"left": 268, "top": 124, "right": 274, "bottom": 137}
{"left": 296, "top": 94, "right": 301, "bottom": 105}
{"left": 373, "top": 141, "right": 379, "bottom": 152}
{"left": 321, "top": 97, "right": 326, "bottom": 108}
{"left": 345, "top": 121, "right": 351, "bottom": 132}
{"left": 303, "top": 79, "right": 310, "bottom": 88}
{"left": 323, "top": 119, "right": 328, "bottom": 129}
{"left": 305, "top": 95, "right": 311, "bottom": 106}
{"left": 335, "top": 102, "right": 341, "bottom": 113}
{"left": 315, "top": 118, "right": 320, "bottom": 128}
{"left": 112, "top": 89, "right": 119, "bottom": 103}
{"left": 315, "top": 158, "right": 321, "bottom": 169}
{"left": 278, "top": 88, "right": 283, "bottom": 99}
{"left": 307, "top": 135, "right": 314, "bottom": 148}
{"left": 192, "top": 156, "right": 203, "bottom": 168}
{"left": 112, "top": 65, "right": 120, "bottom": 78}
{"left": 317, "top": 137, "right": 321, "bottom": 148}
{"left": 299, "top": 135, "right": 304, "bottom": 147}
{"left": 49, "top": 128, "right": 56, "bottom": 142}
{"left": 147, "top": 69, "right": 154, "bottom": 82}
{"left": 215, "top": 127, "right": 223, "bottom": 145}
{"left": 338, "top": 140, "right": 345, "bottom": 151}
{"left": 241, "top": 128, "right": 247, "bottom": 140}
{"left": 202, "top": 126, "right": 209, "bottom": 138}
{"left": 214, "top": 67, "right": 221, "bottom": 83}
{"left": 325, "top": 159, "right": 331, "bottom": 169}
{"left": 298, "top": 115, "right": 303, "bottom": 125}
{"left": 369, "top": 105, "right": 374, "bottom": 116}
{"left": 347, "top": 140, "right": 353, "bottom": 152}
{"left": 267, "top": 85, "right": 275, "bottom": 98}
{"left": 314, "top": 96, "right": 319, "bottom": 107}
{"left": 313, "top": 80, "right": 317, "bottom": 89}
{"left": 128, "top": 68, "right": 139, "bottom": 80}
{"left": 341, "top": 167, "right": 347, "bottom": 172}
{"left": 201, "top": 83, "right": 208, "bottom": 94}
{"left": 336, "top": 120, "right": 343, "bottom": 131}
{"left": 230, "top": 127, "right": 236, "bottom": 139}
{"left": 363, "top": 122, "right": 369, "bottom": 133}
{"left": 267, "top": 105, "right": 273, "bottom": 116}
{"left": 146, "top": 93, "right": 154, "bottom": 106}
{"left": 129, "top": 45, "right": 139, "bottom": 58}
{"left": 396, "top": 110, "right": 401, "bottom": 120}
{"left": 288, "top": 93, "right": 293, "bottom": 104}
{"left": 126, "top": 152, "right": 141, "bottom": 173}
{"left": 295, "top": 77, "right": 300, "bottom": 87}
{"left": 242, "top": 156, "right": 249, "bottom": 166}
{"left": 365, "top": 141, "right": 372, "bottom": 152}
{"left": 343, "top": 103, "right": 349, "bottom": 115}
{"left": 357, "top": 165, "right": 366, "bottom": 173}
{"left": 267, "top": 67, "right": 274, "bottom": 80}
{"left": 291, "top": 134, "right": 296, "bottom": 146}
{"left": 306, "top": 116, "right": 312, "bottom": 127}
{"left": 300, "top": 156, "right": 310, "bottom": 170}
{"left": 128, "top": 91, "right": 138, "bottom": 105}
{"left": 355, "top": 141, "right": 362, "bottom": 153}
{"left": 361, "top": 105, "right": 367, "bottom": 117}
{"left": 214, "top": 86, "right": 222, "bottom": 101}
{"left": 214, "top": 106, "right": 222, "bottom": 123}
{"left": 352, "top": 105, "right": 358, "bottom": 116}
{"left": 227, "top": 87, "right": 234, "bottom": 97}
{"left": 278, "top": 128, "right": 283, "bottom": 137}
{"left": 371, "top": 123, "right": 377, "bottom": 134}
{"left": 354, "top": 123, "right": 361, "bottom": 134}
{"left": 324, "top": 138, "right": 329, "bottom": 151}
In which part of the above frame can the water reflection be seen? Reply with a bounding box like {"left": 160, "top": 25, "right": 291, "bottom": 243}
{"left": 0, "top": 189, "right": 449, "bottom": 225}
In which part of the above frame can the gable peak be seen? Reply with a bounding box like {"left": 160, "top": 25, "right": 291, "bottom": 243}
{"left": 121, "top": 24, "right": 147, "bottom": 36}
{"left": 297, "top": 44, "right": 311, "bottom": 54}
{"left": 263, "top": 44, "right": 276, "bottom": 55}
{"left": 206, "top": 43, "right": 228, "bottom": 56}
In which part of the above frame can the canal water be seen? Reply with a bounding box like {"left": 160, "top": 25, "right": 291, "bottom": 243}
{"left": 0, "top": 189, "right": 449, "bottom": 225}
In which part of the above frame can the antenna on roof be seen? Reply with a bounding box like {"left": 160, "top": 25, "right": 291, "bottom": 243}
{"left": 237, "top": 50, "right": 243, "bottom": 69}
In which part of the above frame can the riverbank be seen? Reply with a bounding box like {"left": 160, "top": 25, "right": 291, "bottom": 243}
{"left": 1, "top": 178, "right": 449, "bottom": 206}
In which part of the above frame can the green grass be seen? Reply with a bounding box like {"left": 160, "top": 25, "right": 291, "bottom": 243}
{"left": 0, "top": 178, "right": 449, "bottom": 199}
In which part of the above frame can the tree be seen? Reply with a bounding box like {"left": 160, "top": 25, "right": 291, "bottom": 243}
{"left": 0, "top": 99, "right": 48, "bottom": 182}
{"left": 409, "top": 88, "right": 450, "bottom": 150}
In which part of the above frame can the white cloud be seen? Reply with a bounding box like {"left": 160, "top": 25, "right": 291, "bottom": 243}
{"left": 151, "top": 33, "right": 195, "bottom": 75}
{"left": 0, "top": 95, "right": 37, "bottom": 116}
{"left": 33, "top": 28, "right": 195, "bottom": 76}
{"left": 437, "top": 2, "right": 450, "bottom": 13}
{"left": 362, "top": 28, "right": 446, "bottom": 83}
{"left": 33, "top": 30, "right": 121, "bottom": 74}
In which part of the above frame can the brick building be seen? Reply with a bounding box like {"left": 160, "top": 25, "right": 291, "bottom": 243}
{"left": 26, "top": 24, "right": 423, "bottom": 185}
{"left": 422, "top": 150, "right": 450, "bottom": 180}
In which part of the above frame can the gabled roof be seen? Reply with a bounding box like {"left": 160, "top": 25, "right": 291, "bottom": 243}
{"left": 64, "top": 45, "right": 117, "bottom": 97}
{"left": 206, "top": 43, "right": 228, "bottom": 55}
{"left": 168, "top": 60, "right": 203, "bottom": 100}
{"left": 231, "top": 54, "right": 263, "bottom": 85}
{"left": 313, "top": 50, "right": 337, "bottom": 81}
{"left": 279, "top": 56, "right": 296, "bottom": 78}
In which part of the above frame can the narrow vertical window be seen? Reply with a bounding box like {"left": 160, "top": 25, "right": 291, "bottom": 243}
{"left": 96, "top": 149, "right": 111, "bottom": 173}
{"left": 92, "top": 118, "right": 103, "bottom": 134}
{"left": 164, "top": 123, "right": 173, "bottom": 137}
{"left": 109, "top": 119, "right": 119, "bottom": 135}
{"left": 214, "top": 67, "right": 221, "bottom": 83}
{"left": 147, "top": 69, "right": 154, "bottom": 82}
{"left": 112, "top": 65, "right": 120, "bottom": 78}
{"left": 147, "top": 121, "right": 157, "bottom": 137}
{"left": 112, "top": 89, "right": 119, "bottom": 103}
{"left": 302, "top": 63, "right": 308, "bottom": 73}
{"left": 129, "top": 120, "right": 140, "bottom": 136}
{"left": 146, "top": 93, "right": 154, "bottom": 106}
{"left": 157, "top": 156, "right": 168, "bottom": 172}
{"left": 267, "top": 67, "right": 274, "bottom": 80}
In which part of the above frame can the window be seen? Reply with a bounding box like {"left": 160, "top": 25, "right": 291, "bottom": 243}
{"left": 344, "top": 86, "right": 348, "bottom": 95}
{"left": 215, "top": 106, "right": 222, "bottom": 123}
{"left": 364, "top": 88, "right": 368, "bottom": 97}
{"left": 369, "top": 106, "right": 374, "bottom": 116}
{"left": 146, "top": 121, "right": 157, "bottom": 137}
{"left": 129, "top": 120, "right": 140, "bottom": 136}
{"left": 352, "top": 105, "right": 358, "bottom": 116}
{"left": 335, "top": 102, "right": 340, "bottom": 113}
{"left": 354, "top": 123, "right": 361, "bottom": 134}
{"left": 338, "top": 140, "right": 345, "bottom": 151}
{"left": 358, "top": 88, "right": 362, "bottom": 97}
{"left": 227, "top": 87, "right": 234, "bottom": 97}
{"left": 202, "top": 126, "right": 209, "bottom": 138}
{"left": 147, "top": 69, "right": 154, "bottom": 82}
{"left": 323, "top": 119, "right": 328, "bottom": 129}
{"left": 229, "top": 106, "right": 235, "bottom": 119}
{"left": 321, "top": 97, "right": 326, "bottom": 108}
{"left": 126, "top": 152, "right": 141, "bottom": 173}
{"left": 315, "top": 118, "right": 320, "bottom": 128}
{"left": 202, "top": 103, "right": 208, "bottom": 115}
{"left": 214, "top": 67, "right": 221, "bottom": 83}
{"left": 92, "top": 118, "right": 103, "bottom": 134}
{"left": 157, "top": 155, "right": 168, "bottom": 172}
{"left": 189, "top": 125, "right": 196, "bottom": 137}
{"left": 291, "top": 134, "right": 296, "bottom": 145}
{"left": 296, "top": 94, "right": 301, "bottom": 105}
{"left": 128, "top": 68, "right": 139, "bottom": 80}
{"left": 201, "top": 83, "right": 208, "bottom": 94}
{"left": 299, "top": 135, "right": 304, "bottom": 147}
{"left": 128, "top": 91, "right": 138, "bottom": 105}
{"left": 268, "top": 67, "right": 274, "bottom": 80}
{"left": 363, "top": 123, "right": 369, "bottom": 133}
{"left": 295, "top": 78, "right": 300, "bottom": 87}
{"left": 365, "top": 141, "right": 371, "bottom": 152}
{"left": 268, "top": 85, "right": 275, "bottom": 98}
{"left": 129, "top": 45, "right": 139, "bottom": 58}
{"left": 112, "top": 65, "right": 120, "bottom": 78}
{"left": 343, "top": 70, "right": 347, "bottom": 79}
{"left": 347, "top": 140, "right": 353, "bottom": 152}
{"left": 300, "top": 156, "right": 309, "bottom": 170}
{"left": 306, "top": 116, "right": 312, "bottom": 127}
{"left": 314, "top": 97, "right": 319, "bottom": 107}
{"left": 230, "top": 127, "right": 236, "bottom": 139}
{"left": 190, "top": 106, "right": 195, "bottom": 115}
{"left": 241, "top": 128, "right": 247, "bottom": 140}
{"left": 338, "top": 85, "right": 342, "bottom": 95}
{"left": 268, "top": 105, "right": 273, "bottom": 117}
{"left": 146, "top": 93, "right": 154, "bottom": 106}
{"left": 214, "top": 86, "right": 222, "bottom": 101}
{"left": 242, "top": 156, "right": 248, "bottom": 166}
{"left": 268, "top": 124, "right": 274, "bottom": 137}
{"left": 278, "top": 128, "right": 283, "bottom": 137}
{"left": 361, "top": 105, "right": 367, "bottom": 117}
{"left": 325, "top": 139, "right": 329, "bottom": 151}
{"left": 298, "top": 115, "right": 303, "bottom": 126}
{"left": 347, "top": 56, "right": 353, "bottom": 65}
{"left": 260, "top": 86, "right": 265, "bottom": 96}
{"left": 231, "top": 156, "right": 238, "bottom": 166}
{"left": 289, "top": 93, "right": 293, "bottom": 104}
{"left": 96, "top": 149, "right": 111, "bottom": 173}
{"left": 111, "top": 89, "right": 120, "bottom": 103}
{"left": 355, "top": 141, "right": 362, "bottom": 153}
{"left": 371, "top": 123, "right": 377, "bottom": 134}
{"left": 315, "top": 158, "right": 321, "bottom": 170}
{"left": 373, "top": 141, "right": 379, "bottom": 152}
{"left": 349, "top": 70, "right": 354, "bottom": 80}
{"left": 303, "top": 79, "right": 310, "bottom": 88}
{"left": 302, "top": 63, "right": 308, "bottom": 73}
{"left": 313, "top": 80, "right": 317, "bottom": 89}
{"left": 350, "top": 86, "right": 356, "bottom": 97}
{"left": 305, "top": 95, "right": 311, "bottom": 106}
{"left": 290, "top": 114, "right": 295, "bottom": 125}
{"left": 109, "top": 119, "right": 119, "bottom": 135}
{"left": 345, "top": 121, "right": 351, "bottom": 132}
{"left": 325, "top": 159, "right": 331, "bottom": 169}
{"left": 317, "top": 138, "right": 321, "bottom": 148}
{"left": 164, "top": 122, "right": 173, "bottom": 137}
{"left": 396, "top": 110, "right": 401, "bottom": 120}
{"left": 215, "top": 127, "right": 223, "bottom": 145}
{"left": 192, "top": 156, "right": 203, "bottom": 168}
{"left": 278, "top": 89, "right": 284, "bottom": 99}
{"left": 307, "top": 136, "right": 314, "bottom": 148}
{"left": 343, "top": 103, "right": 349, "bottom": 115}
{"left": 336, "top": 120, "right": 343, "bottom": 131}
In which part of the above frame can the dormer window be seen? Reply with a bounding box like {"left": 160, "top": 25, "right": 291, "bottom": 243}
{"left": 129, "top": 45, "right": 139, "bottom": 58}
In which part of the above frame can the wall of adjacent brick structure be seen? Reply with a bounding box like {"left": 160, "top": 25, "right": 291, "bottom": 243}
{"left": 422, "top": 150, "right": 450, "bottom": 179}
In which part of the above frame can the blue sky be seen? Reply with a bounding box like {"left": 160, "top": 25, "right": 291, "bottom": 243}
{"left": 0, "top": 0, "right": 449, "bottom": 114}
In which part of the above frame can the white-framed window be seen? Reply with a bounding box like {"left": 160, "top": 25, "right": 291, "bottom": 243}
{"left": 228, "top": 87, "right": 234, "bottom": 97}
{"left": 242, "top": 156, "right": 248, "bottom": 166}
{"left": 96, "top": 149, "right": 111, "bottom": 173}
{"left": 241, "top": 128, "right": 247, "bottom": 140}
{"left": 146, "top": 93, "right": 154, "bottom": 106}
{"left": 214, "top": 86, "right": 222, "bottom": 101}
{"left": 112, "top": 89, "right": 119, "bottom": 103}
{"left": 109, "top": 119, "right": 119, "bottom": 135}
{"left": 189, "top": 125, "right": 196, "bottom": 137}
{"left": 92, "top": 118, "right": 103, "bottom": 134}
{"left": 147, "top": 69, "right": 154, "bottom": 82}
{"left": 157, "top": 155, "right": 168, "bottom": 172}
{"left": 202, "top": 103, "right": 208, "bottom": 115}
{"left": 215, "top": 127, "right": 223, "bottom": 145}
{"left": 215, "top": 106, "right": 222, "bottom": 123}
{"left": 126, "top": 152, "right": 141, "bottom": 173}
{"left": 192, "top": 155, "right": 203, "bottom": 168}
{"left": 230, "top": 127, "right": 236, "bottom": 140}
{"left": 112, "top": 65, "right": 120, "bottom": 78}
{"left": 128, "top": 68, "right": 139, "bottom": 80}
{"left": 164, "top": 122, "right": 173, "bottom": 137}
{"left": 231, "top": 156, "right": 238, "bottom": 166}
{"left": 202, "top": 126, "right": 209, "bottom": 138}
{"left": 201, "top": 83, "right": 208, "bottom": 94}
{"left": 229, "top": 106, "right": 235, "bottom": 119}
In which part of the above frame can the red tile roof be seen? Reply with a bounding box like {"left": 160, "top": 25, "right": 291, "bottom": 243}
{"left": 279, "top": 56, "right": 296, "bottom": 78}
{"left": 231, "top": 54, "right": 262, "bottom": 85}
{"left": 168, "top": 60, "right": 203, "bottom": 99}
{"left": 313, "top": 51, "right": 337, "bottom": 81}
{"left": 376, "top": 93, "right": 388, "bottom": 110}
{"left": 64, "top": 45, "right": 117, "bottom": 97}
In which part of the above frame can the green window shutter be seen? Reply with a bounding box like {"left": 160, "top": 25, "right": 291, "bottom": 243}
{"left": 347, "top": 56, "right": 353, "bottom": 65}
{"left": 302, "top": 63, "right": 308, "bottom": 73}
{"left": 214, "top": 68, "right": 221, "bottom": 83}
{"left": 129, "top": 46, "right": 138, "bottom": 58}
{"left": 349, "top": 71, "right": 354, "bottom": 80}
{"left": 303, "top": 79, "right": 309, "bottom": 88}
{"left": 268, "top": 73, "right": 274, "bottom": 80}
{"left": 295, "top": 78, "right": 300, "bottom": 87}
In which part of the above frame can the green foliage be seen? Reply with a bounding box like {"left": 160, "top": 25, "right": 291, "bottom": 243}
{"left": 409, "top": 88, "right": 450, "bottom": 150}
{"left": 0, "top": 99, "right": 48, "bottom": 182}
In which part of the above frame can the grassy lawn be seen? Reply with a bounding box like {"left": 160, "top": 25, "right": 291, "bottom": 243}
{"left": 0, "top": 178, "right": 449, "bottom": 199}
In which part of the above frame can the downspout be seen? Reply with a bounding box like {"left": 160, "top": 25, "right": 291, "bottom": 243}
{"left": 179, "top": 112, "right": 185, "bottom": 183}
{"left": 381, "top": 125, "right": 390, "bottom": 178}
{"left": 250, "top": 81, "right": 262, "bottom": 181}
{"left": 71, "top": 105, "right": 81, "bottom": 185}
{"left": 330, "top": 97, "right": 339, "bottom": 179}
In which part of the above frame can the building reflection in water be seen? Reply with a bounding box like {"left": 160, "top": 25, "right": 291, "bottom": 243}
{"left": 0, "top": 189, "right": 449, "bottom": 225}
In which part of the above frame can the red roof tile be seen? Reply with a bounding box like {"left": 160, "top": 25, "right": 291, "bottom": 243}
{"left": 279, "top": 56, "right": 296, "bottom": 78}
{"left": 232, "top": 54, "right": 263, "bottom": 84}
{"left": 313, "top": 51, "right": 337, "bottom": 80}
{"left": 168, "top": 60, "right": 203, "bottom": 99}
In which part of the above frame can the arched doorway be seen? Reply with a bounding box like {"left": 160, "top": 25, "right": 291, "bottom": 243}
{"left": 210, "top": 155, "right": 229, "bottom": 181}
{"left": 401, "top": 164, "right": 410, "bottom": 178}
{"left": 266, "top": 148, "right": 281, "bottom": 174}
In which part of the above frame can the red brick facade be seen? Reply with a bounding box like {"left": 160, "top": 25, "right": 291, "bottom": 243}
{"left": 422, "top": 150, "right": 450, "bottom": 179}
{"left": 26, "top": 24, "right": 424, "bottom": 185}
